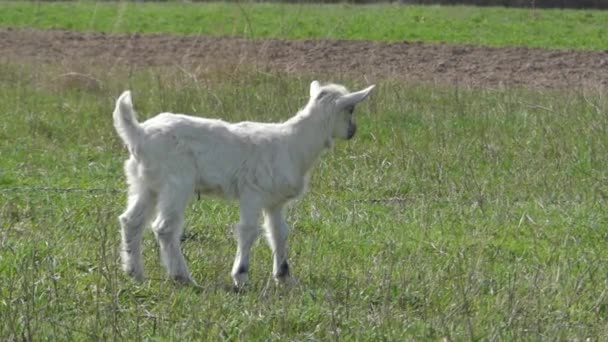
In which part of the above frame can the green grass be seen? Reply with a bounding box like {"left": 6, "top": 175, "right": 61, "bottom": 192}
{"left": 1, "top": 1, "right": 607, "bottom": 50}
{"left": 1, "top": 61, "right": 608, "bottom": 340}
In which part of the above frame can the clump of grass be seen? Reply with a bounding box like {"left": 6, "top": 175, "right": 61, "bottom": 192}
{"left": 1, "top": 62, "right": 607, "bottom": 339}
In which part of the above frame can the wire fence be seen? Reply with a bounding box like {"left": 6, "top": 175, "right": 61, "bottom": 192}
{"left": 0, "top": 185, "right": 407, "bottom": 204}
{"left": 0, "top": 186, "right": 122, "bottom": 194}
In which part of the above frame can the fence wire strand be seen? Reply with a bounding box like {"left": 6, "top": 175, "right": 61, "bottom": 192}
{"left": 0, "top": 186, "right": 407, "bottom": 204}
{"left": 0, "top": 186, "right": 122, "bottom": 194}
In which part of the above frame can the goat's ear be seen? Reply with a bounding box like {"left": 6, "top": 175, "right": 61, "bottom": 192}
{"left": 310, "top": 80, "right": 321, "bottom": 98}
{"left": 336, "top": 85, "right": 376, "bottom": 109}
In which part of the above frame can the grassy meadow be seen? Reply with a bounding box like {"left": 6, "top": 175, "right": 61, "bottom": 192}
{"left": 1, "top": 1, "right": 608, "bottom": 50}
{"left": 2, "top": 2, "right": 608, "bottom": 341}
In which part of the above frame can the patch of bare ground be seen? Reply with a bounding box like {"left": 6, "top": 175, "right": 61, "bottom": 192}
{"left": 1, "top": 27, "right": 607, "bottom": 89}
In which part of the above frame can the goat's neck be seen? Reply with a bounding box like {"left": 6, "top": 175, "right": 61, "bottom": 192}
{"left": 284, "top": 107, "right": 332, "bottom": 175}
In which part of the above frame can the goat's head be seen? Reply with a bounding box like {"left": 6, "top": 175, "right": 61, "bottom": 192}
{"left": 309, "top": 81, "right": 376, "bottom": 141}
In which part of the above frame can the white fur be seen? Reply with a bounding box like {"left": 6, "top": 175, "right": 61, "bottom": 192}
{"left": 113, "top": 81, "right": 375, "bottom": 287}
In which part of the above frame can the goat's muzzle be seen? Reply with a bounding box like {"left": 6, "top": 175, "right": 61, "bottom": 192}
{"left": 347, "top": 123, "right": 357, "bottom": 140}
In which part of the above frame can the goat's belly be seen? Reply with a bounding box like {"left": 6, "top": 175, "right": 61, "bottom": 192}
{"left": 195, "top": 181, "right": 237, "bottom": 199}
{"left": 265, "top": 177, "right": 307, "bottom": 203}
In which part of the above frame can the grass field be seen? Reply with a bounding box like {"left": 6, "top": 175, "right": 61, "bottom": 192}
{"left": 2, "top": 2, "right": 608, "bottom": 341}
{"left": 1, "top": 1, "right": 607, "bottom": 50}
{"left": 2, "top": 63, "right": 607, "bottom": 340}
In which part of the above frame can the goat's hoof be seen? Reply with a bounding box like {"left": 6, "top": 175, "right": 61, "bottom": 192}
{"left": 231, "top": 284, "right": 248, "bottom": 294}
{"left": 125, "top": 269, "right": 145, "bottom": 283}
{"left": 232, "top": 272, "right": 249, "bottom": 289}
{"left": 274, "top": 275, "right": 298, "bottom": 287}
{"left": 273, "top": 261, "right": 296, "bottom": 286}
{"left": 172, "top": 274, "right": 198, "bottom": 287}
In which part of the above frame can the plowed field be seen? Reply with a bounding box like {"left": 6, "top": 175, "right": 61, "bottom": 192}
{"left": 2, "top": 27, "right": 608, "bottom": 89}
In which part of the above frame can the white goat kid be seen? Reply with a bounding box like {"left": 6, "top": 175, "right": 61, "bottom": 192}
{"left": 113, "top": 81, "right": 375, "bottom": 287}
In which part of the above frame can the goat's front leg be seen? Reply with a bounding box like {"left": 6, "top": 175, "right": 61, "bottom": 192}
{"left": 231, "top": 201, "right": 261, "bottom": 288}
{"left": 263, "top": 205, "right": 293, "bottom": 284}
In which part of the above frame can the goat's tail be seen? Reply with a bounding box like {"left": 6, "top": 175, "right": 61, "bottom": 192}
{"left": 113, "top": 91, "right": 145, "bottom": 152}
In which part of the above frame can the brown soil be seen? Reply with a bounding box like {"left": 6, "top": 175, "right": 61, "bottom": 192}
{"left": 2, "top": 27, "right": 607, "bottom": 89}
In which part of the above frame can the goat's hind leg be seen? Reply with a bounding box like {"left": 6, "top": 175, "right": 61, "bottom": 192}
{"left": 152, "top": 184, "right": 195, "bottom": 285}
{"left": 119, "top": 187, "right": 156, "bottom": 282}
